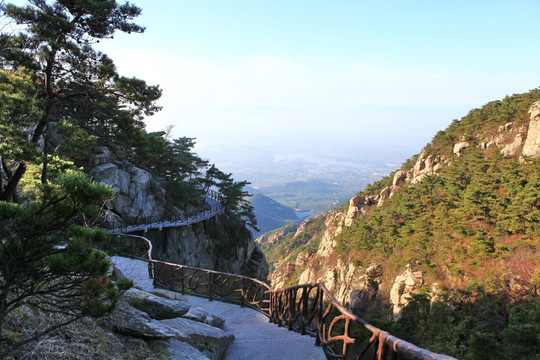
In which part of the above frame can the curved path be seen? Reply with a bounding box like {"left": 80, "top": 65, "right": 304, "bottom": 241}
{"left": 109, "top": 197, "right": 224, "bottom": 234}
{"left": 112, "top": 256, "right": 325, "bottom": 360}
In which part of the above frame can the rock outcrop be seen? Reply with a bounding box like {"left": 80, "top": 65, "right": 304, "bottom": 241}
{"left": 344, "top": 196, "right": 377, "bottom": 227}
{"left": 453, "top": 141, "right": 470, "bottom": 157}
{"left": 523, "top": 101, "right": 540, "bottom": 157}
{"left": 349, "top": 264, "right": 383, "bottom": 316}
{"left": 89, "top": 163, "right": 167, "bottom": 226}
{"left": 106, "top": 287, "right": 234, "bottom": 360}
{"left": 389, "top": 265, "right": 424, "bottom": 317}
{"left": 89, "top": 159, "right": 269, "bottom": 281}
{"left": 255, "top": 226, "right": 296, "bottom": 246}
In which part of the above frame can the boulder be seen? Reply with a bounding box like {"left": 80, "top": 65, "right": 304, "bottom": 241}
{"left": 377, "top": 186, "right": 390, "bottom": 207}
{"left": 109, "top": 305, "right": 178, "bottom": 340}
{"left": 124, "top": 288, "right": 190, "bottom": 320}
{"left": 183, "top": 306, "right": 225, "bottom": 329}
{"left": 161, "top": 317, "right": 235, "bottom": 360}
{"left": 158, "top": 339, "right": 211, "bottom": 360}
{"left": 523, "top": 101, "right": 540, "bottom": 157}
{"left": 344, "top": 196, "right": 363, "bottom": 226}
{"left": 501, "top": 133, "right": 524, "bottom": 158}
{"left": 453, "top": 141, "right": 470, "bottom": 157}
{"left": 392, "top": 170, "right": 407, "bottom": 186}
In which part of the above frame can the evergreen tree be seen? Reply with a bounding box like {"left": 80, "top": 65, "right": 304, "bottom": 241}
{"left": 0, "top": 0, "right": 161, "bottom": 202}
{"left": 0, "top": 171, "right": 131, "bottom": 358}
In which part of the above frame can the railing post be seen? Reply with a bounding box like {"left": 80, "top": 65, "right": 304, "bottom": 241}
{"left": 241, "top": 278, "right": 245, "bottom": 308}
{"left": 315, "top": 286, "right": 323, "bottom": 346}
{"left": 301, "top": 288, "right": 308, "bottom": 335}
{"left": 148, "top": 261, "right": 153, "bottom": 279}
{"left": 181, "top": 267, "right": 185, "bottom": 294}
{"left": 289, "top": 289, "right": 295, "bottom": 331}
{"left": 209, "top": 272, "right": 214, "bottom": 301}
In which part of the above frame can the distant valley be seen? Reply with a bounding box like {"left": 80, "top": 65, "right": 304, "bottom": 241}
{"left": 198, "top": 140, "right": 412, "bottom": 236}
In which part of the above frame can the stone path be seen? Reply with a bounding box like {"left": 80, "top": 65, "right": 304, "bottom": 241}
{"left": 112, "top": 257, "right": 326, "bottom": 360}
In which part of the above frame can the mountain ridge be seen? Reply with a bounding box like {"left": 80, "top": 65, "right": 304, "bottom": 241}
{"left": 263, "top": 89, "right": 540, "bottom": 359}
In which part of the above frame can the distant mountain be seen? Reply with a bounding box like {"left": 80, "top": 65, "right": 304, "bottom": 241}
{"left": 249, "top": 193, "right": 300, "bottom": 237}
{"left": 255, "top": 179, "right": 354, "bottom": 214}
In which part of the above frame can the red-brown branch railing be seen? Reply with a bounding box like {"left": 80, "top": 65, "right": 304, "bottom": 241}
{"left": 269, "top": 283, "right": 455, "bottom": 360}
{"left": 104, "top": 234, "right": 456, "bottom": 360}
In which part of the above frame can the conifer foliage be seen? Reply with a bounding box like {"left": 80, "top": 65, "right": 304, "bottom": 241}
{"left": 0, "top": 2, "right": 258, "bottom": 354}
{"left": 0, "top": 171, "right": 132, "bottom": 358}
{"left": 0, "top": 0, "right": 161, "bottom": 201}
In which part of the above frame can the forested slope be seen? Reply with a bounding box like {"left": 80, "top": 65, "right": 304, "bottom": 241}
{"left": 264, "top": 89, "right": 540, "bottom": 359}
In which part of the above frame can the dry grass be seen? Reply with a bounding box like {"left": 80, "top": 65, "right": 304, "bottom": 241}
{"left": 3, "top": 308, "right": 167, "bottom": 360}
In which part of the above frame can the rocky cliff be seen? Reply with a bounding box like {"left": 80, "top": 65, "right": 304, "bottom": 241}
{"left": 88, "top": 159, "right": 268, "bottom": 281}
{"left": 265, "top": 97, "right": 540, "bottom": 317}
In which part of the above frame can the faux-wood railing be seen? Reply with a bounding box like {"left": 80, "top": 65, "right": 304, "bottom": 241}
{"left": 104, "top": 234, "right": 456, "bottom": 360}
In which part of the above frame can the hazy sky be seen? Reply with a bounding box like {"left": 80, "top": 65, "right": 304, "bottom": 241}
{"left": 92, "top": 1, "right": 539, "bottom": 155}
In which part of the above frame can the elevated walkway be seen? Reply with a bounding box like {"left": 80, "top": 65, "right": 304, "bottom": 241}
{"left": 112, "top": 256, "right": 325, "bottom": 360}
{"left": 108, "top": 196, "right": 224, "bottom": 234}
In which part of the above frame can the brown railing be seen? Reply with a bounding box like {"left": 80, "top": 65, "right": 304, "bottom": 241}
{"left": 269, "top": 283, "right": 456, "bottom": 360}
{"left": 104, "top": 234, "right": 456, "bottom": 360}
{"left": 152, "top": 261, "right": 271, "bottom": 315}
{"left": 103, "top": 234, "right": 271, "bottom": 314}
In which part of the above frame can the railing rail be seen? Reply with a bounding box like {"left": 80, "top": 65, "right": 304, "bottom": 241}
{"left": 104, "top": 234, "right": 456, "bottom": 360}
{"left": 107, "top": 193, "right": 225, "bottom": 234}
{"left": 103, "top": 234, "right": 272, "bottom": 315}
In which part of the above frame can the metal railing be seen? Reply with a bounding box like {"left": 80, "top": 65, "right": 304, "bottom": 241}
{"left": 107, "top": 191, "right": 225, "bottom": 234}
{"left": 104, "top": 234, "right": 456, "bottom": 360}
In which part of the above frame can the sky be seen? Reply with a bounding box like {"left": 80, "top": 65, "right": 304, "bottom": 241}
{"left": 29, "top": 1, "right": 540, "bottom": 160}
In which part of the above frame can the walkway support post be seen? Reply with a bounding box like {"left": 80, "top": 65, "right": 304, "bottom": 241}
{"left": 301, "top": 288, "right": 308, "bottom": 335}
{"left": 241, "top": 278, "right": 245, "bottom": 308}
{"left": 181, "top": 267, "right": 185, "bottom": 294}
{"left": 209, "top": 272, "right": 214, "bottom": 301}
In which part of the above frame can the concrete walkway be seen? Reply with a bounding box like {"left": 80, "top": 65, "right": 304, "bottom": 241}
{"left": 109, "top": 197, "right": 223, "bottom": 234}
{"left": 112, "top": 257, "right": 326, "bottom": 360}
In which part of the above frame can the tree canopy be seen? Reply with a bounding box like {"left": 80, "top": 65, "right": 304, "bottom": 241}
{"left": 0, "top": 0, "right": 161, "bottom": 201}
{"left": 0, "top": 170, "right": 132, "bottom": 358}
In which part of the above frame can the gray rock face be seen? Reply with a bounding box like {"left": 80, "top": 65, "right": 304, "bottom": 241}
{"left": 161, "top": 317, "right": 235, "bottom": 360}
{"left": 124, "top": 288, "right": 190, "bottom": 320}
{"left": 88, "top": 163, "right": 167, "bottom": 225}
{"left": 110, "top": 305, "right": 178, "bottom": 340}
{"left": 147, "top": 215, "right": 269, "bottom": 281}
